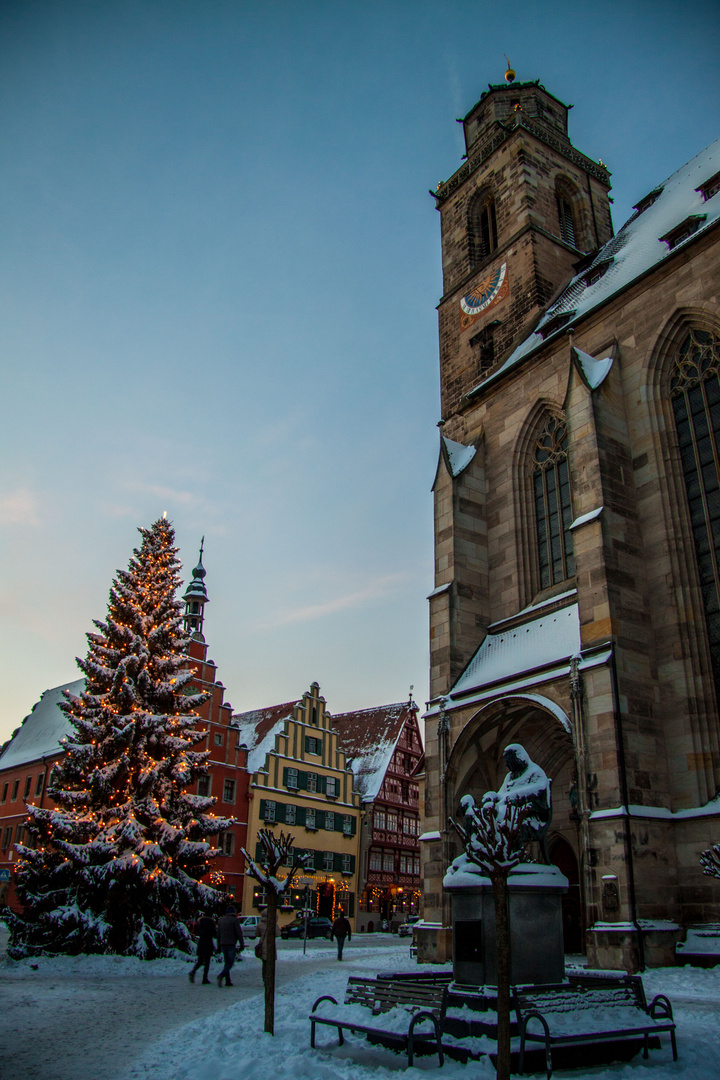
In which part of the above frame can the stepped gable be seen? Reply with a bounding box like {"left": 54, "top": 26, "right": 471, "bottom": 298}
{"left": 231, "top": 700, "right": 298, "bottom": 773}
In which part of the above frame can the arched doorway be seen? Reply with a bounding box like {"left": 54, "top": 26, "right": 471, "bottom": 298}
{"left": 549, "top": 834, "right": 583, "bottom": 953}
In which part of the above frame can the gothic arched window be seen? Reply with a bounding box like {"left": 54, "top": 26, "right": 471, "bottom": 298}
{"left": 670, "top": 327, "right": 720, "bottom": 681}
{"left": 468, "top": 191, "right": 498, "bottom": 266}
{"left": 555, "top": 178, "right": 582, "bottom": 249}
{"left": 533, "top": 416, "right": 575, "bottom": 589}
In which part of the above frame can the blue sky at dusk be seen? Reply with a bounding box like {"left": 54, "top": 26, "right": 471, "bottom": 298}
{"left": 2, "top": 0, "right": 719, "bottom": 742}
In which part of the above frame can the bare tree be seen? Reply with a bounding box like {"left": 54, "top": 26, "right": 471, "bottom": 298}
{"left": 240, "top": 829, "right": 310, "bottom": 1034}
{"left": 451, "top": 796, "right": 530, "bottom": 1080}
{"left": 700, "top": 842, "right": 720, "bottom": 879}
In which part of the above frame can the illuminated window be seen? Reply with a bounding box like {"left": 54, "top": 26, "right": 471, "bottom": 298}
{"left": 533, "top": 415, "right": 575, "bottom": 588}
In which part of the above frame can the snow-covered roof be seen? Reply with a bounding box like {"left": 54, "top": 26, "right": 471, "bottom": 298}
{"left": 0, "top": 680, "right": 82, "bottom": 770}
{"left": 231, "top": 701, "right": 297, "bottom": 774}
{"left": 450, "top": 602, "right": 581, "bottom": 698}
{"left": 332, "top": 701, "right": 418, "bottom": 801}
{"left": 474, "top": 137, "right": 720, "bottom": 393}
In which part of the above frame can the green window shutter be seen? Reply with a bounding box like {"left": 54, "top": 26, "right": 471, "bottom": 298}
{"left": 319, "top": 775, "right": 327, "bottom": 794}
{"left": 282, "top": 768, "right": 287, "bottom": 787}
{"left": 255, "top": 842, "right": 263, "bottom": 861}
{"left": 296, "top": 806, "right": 306, "bottom": 826}
{"left": 259, "top": 799, "right": 266, "bottom": 820}
{"left": 297, "top": 771, "right": 308, "bottom": 790}
{"left": 349, "top": 892, "right": 355, "bottom": 917}
{"left": 313, "top": 849, "right": 324, "bottom": 871}
{"left": 316, "top": 810, "right": 326, "bottom": 830}
{"left": 277, "top": 802, "right": 286, "bottom": 824}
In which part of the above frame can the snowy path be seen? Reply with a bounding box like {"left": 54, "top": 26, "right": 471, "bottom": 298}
{"left": 0, "top": 936, "right": 410, "bottom": 1080}
{"left": 3, "top": 935, "right": 720, "bottom": 1080}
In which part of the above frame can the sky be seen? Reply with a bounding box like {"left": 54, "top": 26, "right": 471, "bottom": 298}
{"left": 1, "top": 0, "right": 719, "bottom": 746}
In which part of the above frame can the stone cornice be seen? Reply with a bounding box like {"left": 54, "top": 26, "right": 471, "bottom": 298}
{"left": 432, "top": 116, "right": 610, "bottom": 207}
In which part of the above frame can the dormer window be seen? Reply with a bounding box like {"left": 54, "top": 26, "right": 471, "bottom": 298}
{"left": 660, "top": 215, "right": 707, "bottom": 251}
{"left": 539, "top": 310, "right": 575, "bottom": 340}
{"left": 583, "top": 259, "right": 613, "bottom": 287}
{"left": 633, "top": 187, "right": 664, "bottom": 215}
{"left": 696, "top": 172, "right": 720, "bottom": 202}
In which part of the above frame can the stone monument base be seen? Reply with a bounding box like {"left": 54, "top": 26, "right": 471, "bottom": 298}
{"left": 444, "top": 859, "right": 568, "bottom": 986}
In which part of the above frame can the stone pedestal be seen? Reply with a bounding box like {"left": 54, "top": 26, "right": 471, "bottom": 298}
{"left": 444, "top": 861, "right": 568, "bottom": 986}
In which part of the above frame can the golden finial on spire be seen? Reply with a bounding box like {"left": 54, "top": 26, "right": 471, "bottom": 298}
{"left": 504, "top": 56, "right": 516, "bottom": 83}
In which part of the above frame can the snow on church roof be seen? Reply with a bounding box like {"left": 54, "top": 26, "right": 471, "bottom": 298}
{"left": 450, "top": 603, "right": 581, "bottom": 698}
{"left": 442, "top": 436, "right": 477, "bottom": 477}
{"left": 0, "top": 680, "right": 82, "bottom": 770}
{"left": 332, "top": 701, "right": 418, "bottom": 801}
{"left": 477, "top": 136, "right": 720, "bottom": 391}
{"left": 231, "top": 701, "right": 298, "bottom": 774}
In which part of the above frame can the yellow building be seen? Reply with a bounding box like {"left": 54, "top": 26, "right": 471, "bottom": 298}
{"left": 233, "top": 682, "right": 362, "bottom": 929}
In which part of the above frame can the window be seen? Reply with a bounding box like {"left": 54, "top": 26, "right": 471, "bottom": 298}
{"left": 287, "top": 768, "right": 299, "bottom": 790}
{"left": 1, "top": 783, "right": 7, "bottom": 804}
{"left": 35, "top": 774, "right": 44, "bottom": 797}
{"left": 413, "top": 856, "right": 420, "bottom": 875}
{"left": 697, "top": 172, "right": 720, "bottom": 202}
{"left": 670, "top": 328, "right": 720, "bottom": 697}
{"left": 325, "top": 811, "right": 335, "bottom": 831}
{"left": 403, "top": 816, "right": 415, "bottom": 835}
{"left": 382, "top": 852, "right": 394, "bottom": 873}
{"left": 556, "top": 194, "right": 576, "bottom": 246}
{"left": 533, "top": 415, "right": 575, "bottom": 588}
{"left": 306, "top": 772, "right": 317, "bottom": 793}
{"left": 11, "top": 780, "right": 19, "bottom": 801}
{"left": 323, "top": 851, "right": 334, "bottom": 871}
{"left": 264, "top": 800, "right": 276, "bottom": 822}
{"left": 285, "top": 804, "right": 296, "bottom": 825}
{"left": 400, "top": 855, "right": 408, "bottom": 875}
{"left": 633, "top": 187, "right": 663, "bottom": 215}
{"left": 386, "top": 812, "right": 398, "bottom": 833}
{"left": 469, "top": 191, "right": 498, "bottom": 264}
{"left": 305, "top": 736, "right": 322, "bottom": 755}
{"left": 15, "top": 823, "right": 26, "bottom": 843}
{"left": 374, "top": 810, "right": 386, "bottom": 831}
{"left": 306, "top": 808, "right": 316, "bottom": 830}
{"left": 325, "top": 776, "right": 338, "bottom": 798}
{"left": 342, "top": 815, "right": 353, "bottom": 836}
{"left": 214, "top": 733, "right": 223, "bottom": 746}
{"left": 369, "top": 849, "right": 382, "bottom": 872}
{"left": 2, "top": 826, "right": 11, "bottom": 849}
{"left": 223, "top": 779, "right": 236, "bottom": 803}
{"left": 218, "top": 831, "right": 234, "bottom": 856}
{"left": 342, "top": 854, "right": 353, "bottom": 875}
{"left": 198, "top": 775, "right": 210, "bottom": 797}
{"left": 22, "top": 776, "right": 31, "bottom": 799}
{"left": 660, "top": 215, "right": 706, "bottom": 251}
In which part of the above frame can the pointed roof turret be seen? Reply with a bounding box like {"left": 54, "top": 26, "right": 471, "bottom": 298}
{"left": 183, "top": 538, "right": 209, "bottom": 638}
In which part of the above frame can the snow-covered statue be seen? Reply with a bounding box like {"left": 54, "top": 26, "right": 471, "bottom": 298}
{"left": 481, "top": 744, "right": 552, "bottom": 863}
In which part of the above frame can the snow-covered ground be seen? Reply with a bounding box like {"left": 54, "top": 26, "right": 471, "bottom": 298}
{"left": 2, "top": 929, "right": 719, "bottom": 1080}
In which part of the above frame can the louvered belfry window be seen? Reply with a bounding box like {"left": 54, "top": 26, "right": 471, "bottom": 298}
{"left": 533, "top": 416, "right": 575, "bottom": 589}
{"left": 557, "top": 195, "right": 576, "bottom": 247}
{"left": 670, "top": 328, "right": 720, "bottom": 683}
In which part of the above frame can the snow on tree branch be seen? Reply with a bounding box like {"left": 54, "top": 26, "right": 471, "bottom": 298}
{"left": 241, "top": 828, "right": 311, "bottom": 896}
{"left": 701, "top": 842, "right": 720, "bottom": 879}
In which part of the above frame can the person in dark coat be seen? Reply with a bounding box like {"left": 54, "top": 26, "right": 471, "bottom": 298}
{"left": 216, "top": 904, "right": 244, "bottom": 986}
{"left": 330, "top": 909, "right": 352, "bottom": 960}
{"left": 188, "top": 912, "right": 217, "bottom": 984}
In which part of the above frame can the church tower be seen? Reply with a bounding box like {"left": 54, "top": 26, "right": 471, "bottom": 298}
{"left": 433, "top": 67, "right": 612, "bottom": 428}
{"left": 183, "top": 539, "right": 209, "bottom": 639}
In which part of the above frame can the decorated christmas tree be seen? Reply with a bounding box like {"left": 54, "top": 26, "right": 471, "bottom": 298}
{"left": 8, "top": 517, "right": 231, "bottom": 959}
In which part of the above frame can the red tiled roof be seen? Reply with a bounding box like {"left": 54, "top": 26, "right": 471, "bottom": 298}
{"left": 332, "top": 701, "right": 417, "bottom": 800}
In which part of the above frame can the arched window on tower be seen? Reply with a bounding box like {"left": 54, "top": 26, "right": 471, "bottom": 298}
{"left": 670, "top": 327, "right": 720, "bottom": 686}
{"left": 533, "top": 416, "right": 575, "bottom": 589}
{"left": 468, "top": 191, "right": 498, "bottom": 266}
{"left": 555, "top": 178, "right": 580, "bottom": 249}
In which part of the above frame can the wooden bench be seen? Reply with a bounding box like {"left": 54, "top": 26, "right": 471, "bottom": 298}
{"left": 515, "top": 976, "right": 677, "bottom": 1079}
{"left": 310, "top": 976, "right": 448, "bottom": 1067}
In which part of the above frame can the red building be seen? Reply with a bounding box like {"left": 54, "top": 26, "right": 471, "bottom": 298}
{"left": 332, "top": 699, "right": 424, "bottom": 931}
{"left": 0, "top": 543, "right": 249, "bottom": 912}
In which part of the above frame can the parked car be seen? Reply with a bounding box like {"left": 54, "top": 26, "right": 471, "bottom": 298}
{"left": 397, "top": 916, "right": 421, "bottom": 938}
{"left": 281, "top": 916, "right": 333, "bottom": 940}
{"left": 238, "top": 915, "right": 262, "bottom": 939}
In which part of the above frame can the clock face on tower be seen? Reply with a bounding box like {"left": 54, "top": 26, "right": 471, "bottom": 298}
{"left": 461, "top": 262, "right": 508, "bottom": 316}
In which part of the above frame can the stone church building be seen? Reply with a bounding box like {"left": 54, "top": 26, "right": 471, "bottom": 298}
{"left": 421, "top": 69, "right": 720, "bottom": 970}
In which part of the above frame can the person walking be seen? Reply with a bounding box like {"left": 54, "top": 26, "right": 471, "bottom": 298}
{"left": 188, "top": 912, "right": 217, "bottom": 985}
{"left": 216, "top": 904, "right": 244, "bottom": 987}
{"left": 330, "top": 909, "right": 352, "bottom": 960}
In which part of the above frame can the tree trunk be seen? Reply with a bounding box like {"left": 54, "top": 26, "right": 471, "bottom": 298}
{"left": 492, "top": 869, "right": 512, "bottom": 1080}
{"left": 262, "top": 892, "right": 278, "bottom": 1035}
